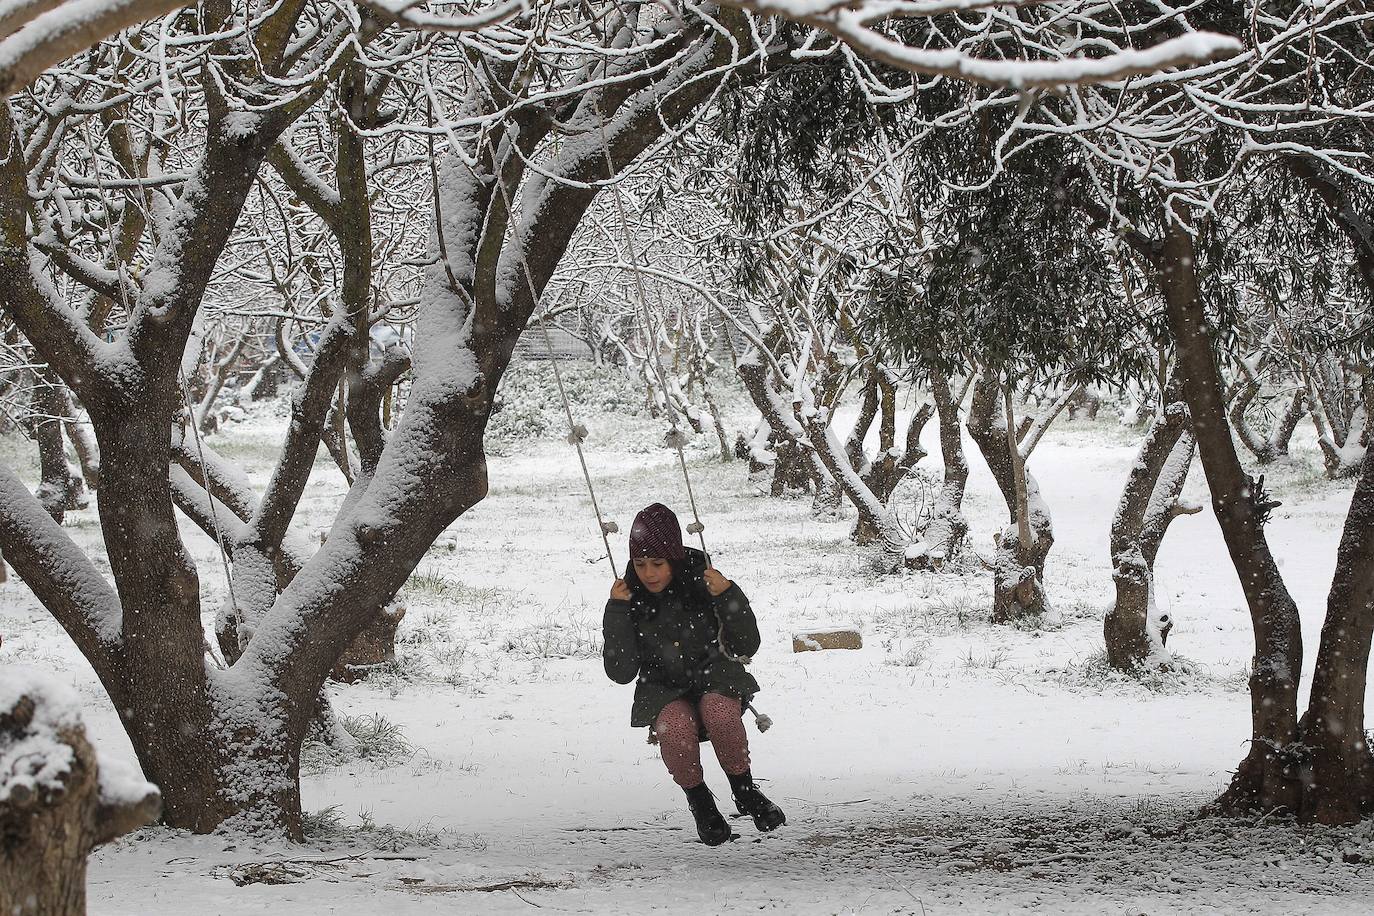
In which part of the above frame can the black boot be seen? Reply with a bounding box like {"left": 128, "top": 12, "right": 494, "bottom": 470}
{"left": 727, "top": 770, "right": 786, "bottom": 832}
{"left": 684, "top": 783, "right": 731, "bottom": 846}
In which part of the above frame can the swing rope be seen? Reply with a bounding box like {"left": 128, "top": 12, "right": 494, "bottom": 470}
{"left": 591, "top": 105, "right": 709, "bottom": 561}
{"left": 537, "top": 313, "right": 620, "bottom": 577}
{"left": 452, "top": 92, "right": 767, "bottom": 732}
{"left": 591, "top": 106, "right": 763, "bottom": 677}
{"left": 461, "top": 118, "right": 621, "bottom": 578}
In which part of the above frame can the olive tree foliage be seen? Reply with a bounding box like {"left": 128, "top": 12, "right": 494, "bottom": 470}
{"left": 1027, "top": 0, "right": 1374, "bottom": 823}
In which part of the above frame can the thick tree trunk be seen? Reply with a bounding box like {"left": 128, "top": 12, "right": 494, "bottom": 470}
{"left": 771, "top": 439, "right": 814, "bottom": 496}
{"left": 991, "top": 525, "right": 1051, "bottom": 621}
{"left": 1105, "top": 377, "right": 1198, "bottom": 669}
{"left": 89, "top": 403, "right": 249, "bottom": 833}
{"left": 1157, "top": 215, "right": 1304, "bottom": 816}
{"left": 1296, "top": 446, "right": 1374, "bottom": 824}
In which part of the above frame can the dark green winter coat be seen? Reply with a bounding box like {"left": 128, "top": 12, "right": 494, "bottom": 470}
{"left": 602, "top": 547, "right": 761, "bottom": 728}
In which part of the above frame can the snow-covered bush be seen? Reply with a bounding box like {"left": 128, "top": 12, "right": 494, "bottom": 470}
{"left": 1055, "top": 649, "right": 1207, "bottom": 694}
{"left": 487, "top": 361, "right": 646, "bottom": 447}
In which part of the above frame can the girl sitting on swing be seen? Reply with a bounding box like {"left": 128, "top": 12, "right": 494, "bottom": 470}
{"left": 602, "top": 503, "right": 786, "bottom": 846}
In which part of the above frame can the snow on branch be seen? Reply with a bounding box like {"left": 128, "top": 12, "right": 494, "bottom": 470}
{"left": 353, "top": 0, "right": 528, "bottom": 33}
{"left": 716, "top": 0, "right": 1241, "bottom": 87}
{"left": 0, "top": 460, "right": 121, "bottom": 649}
{"left": 0, "top": 0, "right": 194, "bottom": 98}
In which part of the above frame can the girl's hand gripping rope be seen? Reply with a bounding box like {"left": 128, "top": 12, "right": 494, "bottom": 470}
{"left": 703, "top": 567, "right": 732, "bottom": 597}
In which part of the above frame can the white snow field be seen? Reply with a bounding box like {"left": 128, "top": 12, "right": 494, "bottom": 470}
{"left": 4, "top": 378, "right": 1374, "bottom": 915}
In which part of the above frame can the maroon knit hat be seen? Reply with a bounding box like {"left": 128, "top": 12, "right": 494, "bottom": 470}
{"left": 629, "top": 503, "right": 685, "bottom": 561}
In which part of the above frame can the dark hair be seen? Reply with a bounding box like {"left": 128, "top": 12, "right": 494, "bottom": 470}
{"left": 622, "top": 555, "right": 712, "bottom": 607}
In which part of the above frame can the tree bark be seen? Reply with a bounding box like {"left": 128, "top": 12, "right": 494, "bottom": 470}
{"left": 909, "top": 368, "right": 970, "bottom": 568}
{"left": 1105, "top": 375, "right": 1199, "bottom": 669}
{"left": 1297, "top": 445, "right": 1374, "bottom": 824}
{"left": 1156, "top": 215, "right": 1304, "bottom": 816}
{"left": 1, "top": 681, "right": 161, "bottom": 916}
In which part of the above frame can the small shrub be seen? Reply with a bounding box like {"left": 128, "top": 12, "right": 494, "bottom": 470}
{"left": 405, "top": 568, "right": 455, "bottom": 599}
{"left": 301, "top": 805, "right": 345, "bottom": 837}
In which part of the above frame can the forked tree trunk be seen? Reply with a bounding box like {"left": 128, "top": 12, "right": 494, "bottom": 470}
{"left": 1230, "top": 362, "right": 1306, "bottom": 465}
{"left": 967, "top": 373, "right": 1062, "bottom": 620}
{"left": 909, "top": 369, "right": 971, "bottom": 568}
{"left": 1105, "top": 376, "right": 1199, "bottom": 669}
{"left": 850, "top": 371, "right": 933, "bottom": 544}
{"left": 1305, "top": 364, "right": 1369, "bottom": 479}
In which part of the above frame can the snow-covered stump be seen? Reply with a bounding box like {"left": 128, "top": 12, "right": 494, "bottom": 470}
{"left": 1, "top": 669, "right": 160, "bottom": 916}
{"left": 991, "top": 528, "right": 1051, "bottom": 622}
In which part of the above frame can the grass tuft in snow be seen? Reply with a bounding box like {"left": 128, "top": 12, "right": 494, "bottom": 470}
{"left": 962, "top": 646, "right": 1012, "bottom": 670}
{"left": 501, "top": 609, "right": 603, "bottom": 659}
{"left": 884, "top": 641, "right": 929, "bottom": 668}
{"left": 301, "top": 713, "right": 414, "bottom": 775}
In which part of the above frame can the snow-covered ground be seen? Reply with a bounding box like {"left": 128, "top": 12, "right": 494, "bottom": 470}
{"left": 4, "top": 372, "right": 1373, "bottom": 915}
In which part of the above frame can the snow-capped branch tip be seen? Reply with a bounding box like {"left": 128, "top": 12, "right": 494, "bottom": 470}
{"left": 0, "top": 0, "right": 195, "bottom": 99}
{"left": 716, "top": 0, "right": 1243, "bottom": 88}
{"left": 353, "top": 0, "right": 529, "bottom": 33}
{"left": 0, "top": 0, "right": 531, "bottom": 100}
